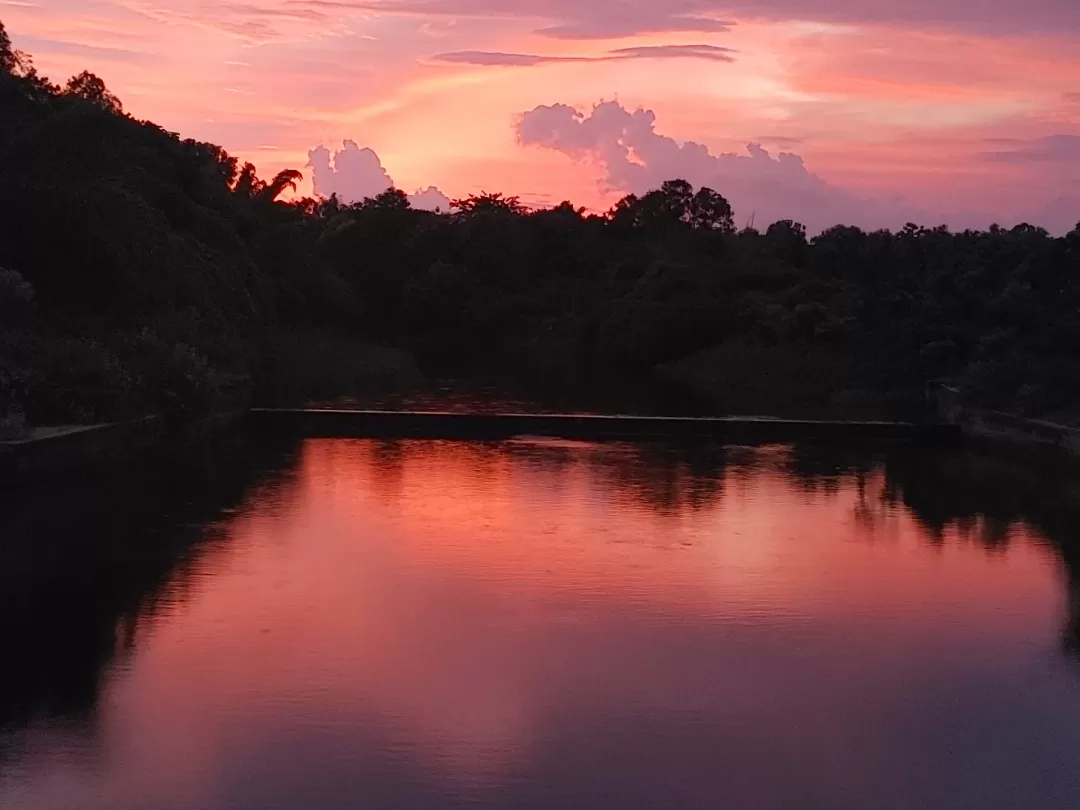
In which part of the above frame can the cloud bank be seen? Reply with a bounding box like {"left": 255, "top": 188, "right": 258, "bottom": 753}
{"left": 516, "top": 101, "right": 1080, "bottom": 232}
{"left": 515, "top": 101, "right": 931, "bottom": 233}
{"left": 307, "top": 141, "right": 451, "bottom": 211}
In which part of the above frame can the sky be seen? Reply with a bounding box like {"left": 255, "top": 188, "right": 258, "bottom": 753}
{"left": 5, "top": 0, "right": 1080, "bottom": 231}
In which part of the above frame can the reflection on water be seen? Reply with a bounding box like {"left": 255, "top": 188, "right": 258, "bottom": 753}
{"left": 2, "top": 437, "right": 1080, "bottom": 809}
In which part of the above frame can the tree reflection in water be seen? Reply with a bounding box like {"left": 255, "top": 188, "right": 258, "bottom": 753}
{"left": 0, "top": 434, "right": 303, "bottom": 733}
{"left": 1, "top": 433, "right": 1078, "bottom": 751}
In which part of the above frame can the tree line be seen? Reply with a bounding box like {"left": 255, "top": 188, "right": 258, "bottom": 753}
{"left": 2, "top": 20, "right": 1079, "bottom": 433}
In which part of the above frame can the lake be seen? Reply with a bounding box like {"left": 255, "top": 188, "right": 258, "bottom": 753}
{"left": 2, "top": 434, "right": 1080, "bottom": 809}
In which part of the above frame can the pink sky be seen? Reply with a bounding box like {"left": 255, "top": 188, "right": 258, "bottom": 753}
{"left": 6, "top": 0, "right": 1080, "bottom": 230}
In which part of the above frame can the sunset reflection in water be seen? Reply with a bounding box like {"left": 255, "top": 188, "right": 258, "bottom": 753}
{"left": 2, "top": 438, "right": 1079, "bottom": 810}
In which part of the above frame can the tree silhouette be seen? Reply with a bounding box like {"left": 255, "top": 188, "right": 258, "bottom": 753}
{"left": 259, "top": 169, "right": 303, "bottom": 203}
{"left": 2, "top": 18, "right": 1080, "bottom": 428}
{"left": 363, "top": 188, "right": 410, "bottom": 211}
{"left": 0, "top": 20, "right": 15, "bottom": 75}
{"left": 64, "top": 71, "right": 122, "bottom": 113}
{"left": 183, "top": 139, "right": 240, "bottom": 187}
{"left": 608, "top": 180, "right": 733, "bottom": 233}
{"left": 689, "top": 186, "right": 735, "bottom": 232}
{"left": 452, "top": 191, "right": 527, "bottom": 216}
{"left": 232, "top": 162, "right": 262, "bottom": 197}
{"left": 0, "top": 18, "right": 41, "bottom": 86}
{"left": 551, "top": 201, "right": 586, "bottom": 217}
{"left": 765, "top": 219, "right": 809, "bottom": 265}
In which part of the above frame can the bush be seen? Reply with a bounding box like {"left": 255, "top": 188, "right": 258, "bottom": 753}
{"left": 114, "top": 328, "right": 221, "bottom": 416}
{"left": 0, "top": 332, "right": 29, "bottom": 438}
{"left": 0, "top": 402, "right": 26, "bottom": 440}
{"left": 23, "top": 337, "right": 131, "bottom": 424}
{"left": 0, "top": 267, "right": 33, "bottom": 323}
{"left": 656, "top": 341, "right": 883, "bottom": 418}
{"left": 288, "top": 266, "right": 362, "bottom": 326}
{"left": 259, "top": 330, "right": 424, "bottom": 404}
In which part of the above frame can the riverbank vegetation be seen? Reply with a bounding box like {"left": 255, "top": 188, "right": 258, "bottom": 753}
{"left": 2, "top": 21, "right": 1079, "bottom": 433}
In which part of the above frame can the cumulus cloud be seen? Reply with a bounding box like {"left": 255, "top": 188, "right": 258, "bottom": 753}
{"left": 431, "top": 44, "right": 735, "bottom": 67}
{"left": 514, "top": 101, "right": 1080, "bottom": 233}
{"left": 308, "top": 140, "right": 392, "bottom": 199}
{"left": 515, "top": 100, "right": 931, "bottom": 233}
{"left": 307, "top": 140, "right": 451, "bottom": 211}
{"left": 408, "top": 185, "right": 454, "bottom": 212}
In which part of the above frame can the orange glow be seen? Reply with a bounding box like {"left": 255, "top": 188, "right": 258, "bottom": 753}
{"left": 5, "top": 5, "right": 1078, "bottom": 222}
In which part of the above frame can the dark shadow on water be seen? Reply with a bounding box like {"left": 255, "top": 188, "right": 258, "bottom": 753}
{"left": 874, "top": 447, "right": 1080, "bottom": 663}
{"left": 0, "top": 433, "right": 303, "bottom": 733}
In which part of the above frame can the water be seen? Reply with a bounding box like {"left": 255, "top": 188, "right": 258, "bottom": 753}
{"left": 2, "top": 436, "right": 1080, "bottom": 809}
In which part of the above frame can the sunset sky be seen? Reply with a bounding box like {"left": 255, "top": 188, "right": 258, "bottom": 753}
{"left": 6, "top": 0, "right": 1080, "bottom": 231}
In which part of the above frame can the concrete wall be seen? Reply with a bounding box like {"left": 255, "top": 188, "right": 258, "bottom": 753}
{"left": 932, "top": 384, "right": 1080, "bottom": 461}
{"left": 0, "top": 411, "right": 246, "bottom": 486}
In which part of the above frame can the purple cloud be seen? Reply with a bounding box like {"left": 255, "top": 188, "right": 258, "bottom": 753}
{"left": 608, "top": 44, "right": 735, "bottom": 61}
{"left": 431, "top": 44, "right": 735, "bottom": 66}
{"left": 408, "top": 185, "right": 453, "bottom": 212}
{"left": 74, "top": 0, "right": 1069, "bottom": 46}
{"left": 432, "top": 51, "right": 561, "bottom": 66}
{"left": 309, "top": 141, "right": 394, "bottom": 200}
{"left": 515, "top": 101, "right": 1080, "bottom": 233}
{"left": 720, "top": 0, "right": 1077, "bottom": 35}
{"left": 308, "top": 140, "right": 450, "bottom": 210}
{"left": 292, "top": 0, "right": 1079, "bottom": 38}
{"left": 515, "top": 100, "right": 932, "bottom": 232}
{"left": 987, "top": 134, "right": 1080, "bottom": 163}
{"left": 288, "top": 0, "right": 733, "bottom": 40}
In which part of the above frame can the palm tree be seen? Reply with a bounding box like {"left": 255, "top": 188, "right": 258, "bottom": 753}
{"left": 258, "top": 169, "right": 304, "bottom": 203}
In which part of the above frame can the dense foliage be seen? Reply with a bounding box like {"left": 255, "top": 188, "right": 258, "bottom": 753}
{"left": 0, "top": 24, "right": 376, "bottom": 431}
{"left": 2, "top": 21, "right": 1079, "bottom": 431}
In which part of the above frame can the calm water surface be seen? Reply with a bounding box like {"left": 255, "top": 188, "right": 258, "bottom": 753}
{"left": 2, "top": 437, "right": 1080, "bottom": 809}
